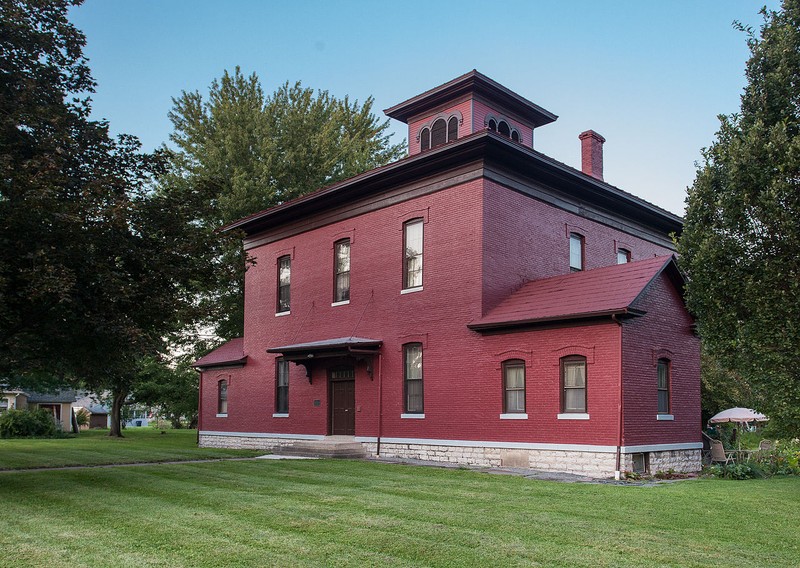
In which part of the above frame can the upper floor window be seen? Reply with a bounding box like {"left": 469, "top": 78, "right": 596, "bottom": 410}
{"left": 217, "top": 379, "right": 228, "bottom": 415}
{"left": 404, "top": 343, "right": 423, "bottom": 413}
{"left": 276, "top": 359, "right": 289, "bottom": 414}
{"left": 569, "top": 233, "right": 584, "bottom": 271}
{"left": 617, "top": 248, "right": 631, "bottom": 264}
{"left": 420, "top": 116, "right": 459, "bottom": 151}
{"left": 503, "top": 360, "right": 526, "bottom": 414}
{"left": 403, "top": 219, "right": 423, "bottom": 289}
{"left": 277, "top": 255, "right": 291, "bottom": 313}
{"left": 561, "top": 356, "right": 586, "bottom": 413}
{"left": 333, "top": 239, "right": 350, "bottom": 303}
{"left": 657, "top": 359, "right": 670, "bottom": 414}
{"left": 488, "top": 118, "right": 521, "bottom": 142}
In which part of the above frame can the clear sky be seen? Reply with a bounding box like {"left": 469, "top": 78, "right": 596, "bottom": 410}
{"left": 70, "top": 0, "right": 780, "bottom": 216}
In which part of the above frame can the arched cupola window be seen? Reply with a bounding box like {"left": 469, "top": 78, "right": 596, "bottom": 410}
{"left": 419, "top": 113, "right": 460, "bottom": 151}
{"left": 486, "top": 116, "right": 521, "bottom": 143}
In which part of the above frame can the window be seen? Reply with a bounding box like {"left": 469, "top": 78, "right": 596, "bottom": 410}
{"left": 617, "top": 248, "right": 631, "bottom": 264}
{"left": 277, "top": 255, "right": 291, "bottom": 313}
{"left": 447, "top": 116, "right": 458, "bottom": 142}
{"left": 404, "top": 343, "right": 423, "bottom": 413}
{"left": 218, "top": 380, "right": 228, "bottom": 415}
{"left": 276, "top": 359, "right": 289, "bottom": 414}
{"left": 333, "top": 239, "right": 350, "bottom": 302}
{"left": 503, "top": 360, "right": 526, "bottom": 414}
{"left": 561, "top": 356, "right": 586, "bottom": 413}
{"left": 657, "top": 359, "right": 670, "bottom": 414}
{"left": 403, "top": 219, "right": 423, "bottom": 289}
{"left": 569, "top": 233, "right": 584, "bottom": 271}
{"left": 420, "top": 128, "right": 430, "bottom": 151}
{"left": 420, "top": 115, "right": 459, "bottom": 151}
{"left": 487, "top": 117, "right": 520, "bottom": 142}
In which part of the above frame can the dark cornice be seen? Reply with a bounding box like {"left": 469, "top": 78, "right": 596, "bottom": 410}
{"left": 226, "top": 131, "right": 683, "bottom": 245}
{"left": 384, "top": 70, "right": 558, "bottom": 127}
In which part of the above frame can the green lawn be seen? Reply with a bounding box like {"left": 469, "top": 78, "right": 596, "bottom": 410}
{"left": 0, "top": 428, "right": 262, "bottom": 469}
{"left": 0, "top": 451, "right": 797, "bottom": 567}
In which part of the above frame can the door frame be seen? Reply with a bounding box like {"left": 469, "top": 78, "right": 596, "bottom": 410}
{"left": 328, "top": 366, "right": 355, "bottom": 435}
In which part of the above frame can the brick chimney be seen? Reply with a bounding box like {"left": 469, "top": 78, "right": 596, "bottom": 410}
{"left": 579, "top": 130, "right": 605, "bottom": 181}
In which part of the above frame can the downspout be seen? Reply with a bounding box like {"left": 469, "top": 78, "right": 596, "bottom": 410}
{"left": 613, "top": 314, "right": 624, "bottom": 480}
{"left": 195, "top": 369, "right": 203, "bottom": 446}
{"left": 376, "top": 353, "right": 383, "bottom": 456}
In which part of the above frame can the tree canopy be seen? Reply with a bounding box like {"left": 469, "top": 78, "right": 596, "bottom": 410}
{"left": 679, "top": 0, "right": 800, "bottom": 435}
{"left": 163, "top": 68, "right": 406, "bottom": 338}
{"left": 0, "top": 0, "right": 208, "bottom": 435}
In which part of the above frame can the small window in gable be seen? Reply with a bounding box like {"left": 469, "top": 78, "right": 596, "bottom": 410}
{"left": 218, "top": 379, "right": 228, "bottom": 415}
{"left": 420, "top": 127, "right": 430, "bottom": 151}
{"left": 657, "top": 359, "right": 670, "bottom": 414}
{"left": 617, "top": 248, "right": 631, "bottom": 264}
{"left": 447, "top": 116, "right": 458, "bottom": 142}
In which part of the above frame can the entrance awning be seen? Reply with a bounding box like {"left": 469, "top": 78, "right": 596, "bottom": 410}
{"left": 267, "top": 337, "right": 382, "bottom": 382}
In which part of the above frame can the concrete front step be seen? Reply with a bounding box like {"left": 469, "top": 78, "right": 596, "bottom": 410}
{"left": 279, "top": 438, "right": 366, "bottom": 459}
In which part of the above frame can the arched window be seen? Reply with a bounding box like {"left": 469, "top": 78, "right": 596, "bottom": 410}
{"left": 488, "top": 118, "right": 497, "bottom": 131}
{"left": 561, "top": 356, "right": 587, "bottom": 413}
{"left": 447, "top": 116, "right": 458, "bottom": 142}
{"left": 217, "top": 379, "right": 228, "bottom": 415}
{"left": 511, "top": 130, "right": 520, "bottom": 142}
{"left": 498, "top": 120, "right": 511, "bottom": 137}
{"left": 420, "top": 127, "right": 430, "bottom": 151}
{"left": 502, "top": 360, "right": 526, "bottom": 414}
{"left": 431, "top": 118, "right": 447, "bottom": 148}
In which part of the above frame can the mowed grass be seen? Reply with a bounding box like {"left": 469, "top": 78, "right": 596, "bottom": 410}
{"left": 0, "top": 428, "right": 262, "bottom": 469}
{"left": 0, "top": 456, "right": 798, "bottom": 567}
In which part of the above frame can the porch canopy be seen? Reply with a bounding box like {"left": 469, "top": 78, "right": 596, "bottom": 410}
{"left": 267, "top": 337, "right": 382, "bottom": 382}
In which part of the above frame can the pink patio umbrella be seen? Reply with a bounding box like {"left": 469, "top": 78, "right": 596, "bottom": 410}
{"left": 708, "top": 408, "right": 769, "bottom": 450}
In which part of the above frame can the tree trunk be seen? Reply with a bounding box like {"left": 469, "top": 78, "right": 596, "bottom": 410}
{"left": 109, "top": 389, "right": 127, "bottom": 438}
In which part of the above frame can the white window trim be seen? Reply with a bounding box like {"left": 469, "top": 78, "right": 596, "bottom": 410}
{"left": 275, "top": 311, "right": 290, "bottom": 317}
{"left": 656, "top": 414, "right": 675, "bottom": 421}
{"left": 331, "top": 300, "right": 350, "bottom": 307}
{"left": 216, "top": 413, "right": 228, "bottom": 418}
{"left": 500, "top": 413, "right": 528, "bottom": 420}
{"left": 401, "top": 413, "right": 425, "bottom": 419}
{"left": 401, "top": 286, "right": 423, "bottom": 294}
{"left": 557, "top": 413, "right": 590, "bottom": 420}
{"left": 272, "top": 413, "right": 289, "bottom": 418}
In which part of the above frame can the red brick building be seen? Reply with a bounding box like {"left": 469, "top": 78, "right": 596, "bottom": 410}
{"left": 194, "top": 71, "right": 701, "bottom": 478}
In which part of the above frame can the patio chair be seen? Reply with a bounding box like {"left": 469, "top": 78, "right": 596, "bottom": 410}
{"left": 710, "top": 439, "right": 734, "bottom": 465}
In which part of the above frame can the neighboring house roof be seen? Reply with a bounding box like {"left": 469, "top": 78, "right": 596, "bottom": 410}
{"left": 73, "top": 394, "right": 109, "bottom": 415}
{"left": 469, "top": 256, "right": 681, "bottom": 331}
{"left": 26, "top": 390, "right": 78, "bottom": 404}
{"left": 192, "top": 338, "right": 247, "bottom": 369}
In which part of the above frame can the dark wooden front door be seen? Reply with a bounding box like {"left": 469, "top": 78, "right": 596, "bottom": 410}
{"left": 330, "top": 367, "right": 355, "bottom": 435}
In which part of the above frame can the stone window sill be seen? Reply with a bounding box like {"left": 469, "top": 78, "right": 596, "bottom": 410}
{"left": 275, "top": 311, "right": 290, "bottom": 317}
{"left": 272, "top": 413, "right": 289, "bottom": 418}
{"left": 216, "top": 413, "right": 228, "bottom": 418}
{"left": 657, "top": 414, "right": 674, "bottom": 421}
{"left": 401, "top": 413, "right": 425, "bottom": 419}
{"left": 500, "top": 413, "right": 528, "bottom": 420}
{"left": 401, "top": 286, "right": 423, "bottom": 295}
{"left": 557, "top": 413, "right": 589, "bottom": 420}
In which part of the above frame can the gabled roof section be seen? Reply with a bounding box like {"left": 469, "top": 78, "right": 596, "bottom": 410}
{"left": 384, "top": 69, "right": 558, "bottom": 127}
{"left": 26, "top": 390, "right": 78, "bottom": 403}
{"left": 469, "top": 256, "right": 681, "bottom": 331}
{"left": 192, "top": 337, "right": 247, "bottom": 369}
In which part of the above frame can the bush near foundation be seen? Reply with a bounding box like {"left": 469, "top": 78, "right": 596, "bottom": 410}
{"left": 0, "top": 408, "right": 58, "bottom": 438}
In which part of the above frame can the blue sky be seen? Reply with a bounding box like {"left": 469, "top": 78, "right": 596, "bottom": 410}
{"left": 70, "top": 0, "right": 780, "bottom": 215}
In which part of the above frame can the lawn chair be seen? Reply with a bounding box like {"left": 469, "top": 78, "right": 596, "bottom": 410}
{"left": 710, "top": 439, "right": 734, "bottom": 465}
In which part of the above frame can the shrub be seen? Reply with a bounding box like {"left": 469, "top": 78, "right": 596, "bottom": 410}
{"left": 0, "top": 408, "right": 58, "bottom": 438}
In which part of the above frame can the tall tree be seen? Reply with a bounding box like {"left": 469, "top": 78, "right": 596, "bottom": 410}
{"left": 0, "top": 0, "right": 207, "bottom": 436}
{"left": 164, "top": 68, "right": 405, "bottom": 338}
{"left": 678, "top": 0, "right": 800, "bottom": 435}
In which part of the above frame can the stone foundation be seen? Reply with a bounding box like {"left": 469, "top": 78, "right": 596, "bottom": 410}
{"left": 201, "top": 432, "right": 701, "bottom": 479}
